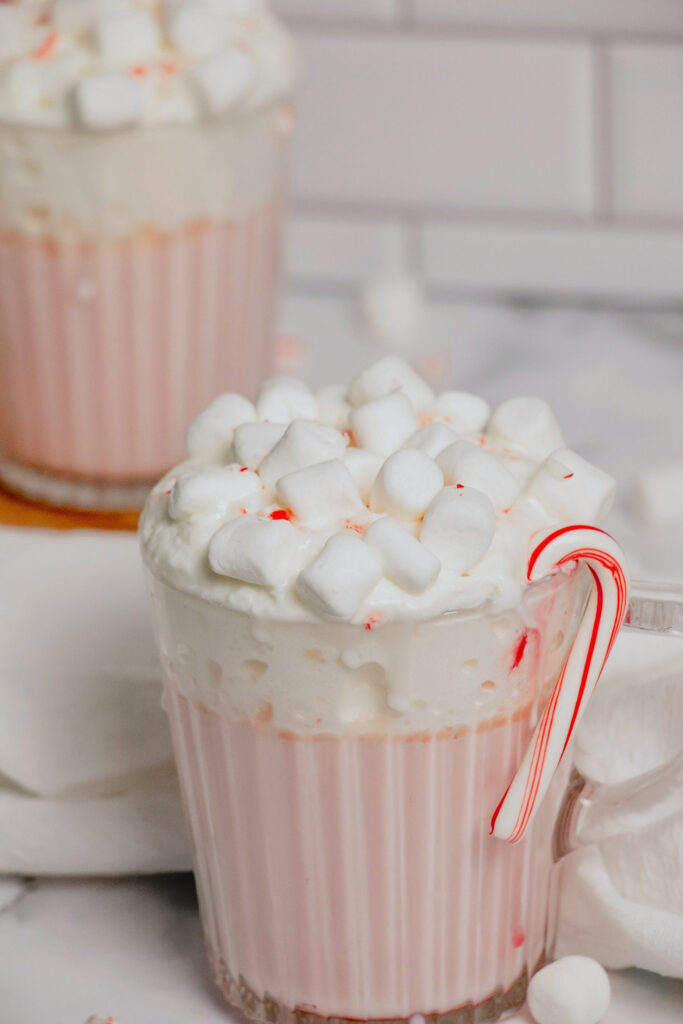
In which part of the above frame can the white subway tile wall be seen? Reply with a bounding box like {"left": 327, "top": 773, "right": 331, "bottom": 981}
{"left": 273, "top": 2, "right": 683, "bottom": 301}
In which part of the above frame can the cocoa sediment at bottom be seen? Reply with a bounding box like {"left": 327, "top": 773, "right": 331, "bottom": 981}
{"left": 166, "top": 688, "right": 568, "bottom": 1023}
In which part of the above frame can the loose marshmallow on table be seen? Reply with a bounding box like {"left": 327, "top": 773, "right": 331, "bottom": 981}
{"left": 348, "top": 355, "right": 434, "bottom": 413}
{"left": 370, "top": 449, "right": 443, "bottom": 520}
{"left": 232, "top": 421, "right": 287, "bottom": 470}
{"left": 438, "top": 440, "right": 520, "bottom": 510}
{"left": 527, "top": 957, "right": 610, "bottom": 1024}
{"left": 209, "top": 515, "right": 302, "bottom": 586}
{"left": 488, "top": 396, "right": 565, "bottom": 461}
{"left": 406, "top": 422, "right": 458, "bottom": 459}
{"left": 259, "top": 420, "right": 347, "bottom": 492}
{"left": 193, "top": 49, "right": 254, "bottom": 115}
{"left": 436, "top": 391, "right": 491, "bottom": 434}
{"left": 631, "top": 461, "right": 683, "bottom": 527}
{"left": 276, "top": 459, "right": 363, "bottom": 526}
{"left": 365, "top": 517, "right": 440, "bottom": 594}
{"left": 165, "top": 2, "right": 228, "bottom": 59}
{"left": 350, "top": 393, "right": 419, "bottom": 457}
{"left": 297, "top": 534, "right": 382, "bottom": 621}
{"left": 169, "top": 466, "right": 260, "bottom": 519}
{"left": 421, "top": 486, "right": 496, "bottom": 572}
{"left": 525, "top": 449, "right": 616, "bottom": 522}
{"left": 344, "top": 448, "right": 383, "bottom": 502}
{"left": 93, "top": 10, "right": 162, "bottom": 66}
{"left": 74, "top": 74, "right": 143, "bottom": 131}
{"left": 185, "top": 393, "right": 256, "bottom": 461}
{"left": 256, "top": 378, "right": 319, "bottom": 424}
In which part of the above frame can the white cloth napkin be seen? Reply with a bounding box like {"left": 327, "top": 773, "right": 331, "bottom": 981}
{"left": 0, "top": 527, "right": 190, "bottom": 875}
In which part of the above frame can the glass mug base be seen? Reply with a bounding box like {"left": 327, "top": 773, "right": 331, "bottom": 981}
{"left": 0, "top": 457, "right": 153, "bottom": 510}
{"left": 208, "top": 948, "right": 546, "bottom": 1024}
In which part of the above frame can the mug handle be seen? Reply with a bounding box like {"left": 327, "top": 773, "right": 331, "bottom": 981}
{"left": 491, "top": 527, "right": 683, "bottom": 845}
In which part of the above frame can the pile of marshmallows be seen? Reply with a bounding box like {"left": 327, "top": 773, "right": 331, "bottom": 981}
{"left": 165, "top": 358, "right": 616, "bottom": 623}
{"left": 0, "top": 0, "right": 281, "bottom": 129}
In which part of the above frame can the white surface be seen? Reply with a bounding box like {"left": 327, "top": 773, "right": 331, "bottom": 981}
{"left": 0, "top": 875, "right": 681, "bottom": 1024}
{"left": 413, "top": 0, "right": 683, "bottom": 34}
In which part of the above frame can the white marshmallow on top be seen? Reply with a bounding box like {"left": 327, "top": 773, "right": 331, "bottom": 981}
{"left": 316, "top": 384, "right": 350, "bottom": 428}
{"left": 406, "top": 422, "right": 458, "bottom": 459}
{"left": 255, "top": 377, "right": 319, "bottom": 423}
{"left": 93, "top": 10, "right": 162, "bottom": 66}
{"left": 436, "top": 391, "right": 490, "bottom": 434}
{"left": 74, "top": 74, "right": 143, "bottom": 130}
{"left": 488, "top": 396, "right": 564, "bottom": 461}
{"left": 438, "top": 440, "right": 521, "bottom": 510}
{"left": 192, "top": 48, "right": 253, "bottom": 115}
{"left": 297, "top": 534, "right": 382, "bottom": 621}
{"left": 185, "top": 393, "right": 256, "bottom": 461}
{"left": 276, "top": 459, "right": 363, "bottom": 526}
{"left": 364, "top": 517, "right": 440, "bottom": 594}
{"left": 165, "top": 2, "right": 228, "bottom": 59}
{"left": 525, "top": 449, "right": 616, "bottom": 522}
{"left": 232, "top": 421, "right": 287, "bottom": 470}
{"left": 348, "top": 356, "right": 434, "bottom": 413}
{"left": 370, "top": 449, "right": 443, "bottom": 521}
{"left": 344, "top": 447, "right": 383, "bottom": 502}
{"left": 350, "top": 393, "right": 419, "bottom": 458}
{"left": 527, "top": 956, "right": 610, "bottom": 1024}
{"left": 169, "top": 466, "right": 260, "bottom": 519}
{"left": 258, "top": 420, "right": 347, "bottom": 492}
{"left": 420, "top": 486, "right": 496, "bottom": 572}
{"left": 209, "top": 514, "right": 302, "bottom": 586}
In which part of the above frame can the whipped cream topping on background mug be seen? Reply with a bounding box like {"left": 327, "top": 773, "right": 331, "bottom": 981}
{"left": 141, "top": 356, "right": 683, "bottom": 1024}
{"left": 0, "top": 0, "right": 297, "bottom": 509}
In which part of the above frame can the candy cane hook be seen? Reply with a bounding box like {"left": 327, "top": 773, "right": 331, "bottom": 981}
{"left": 491, "top": 525, "right": 629, "bottom": 844}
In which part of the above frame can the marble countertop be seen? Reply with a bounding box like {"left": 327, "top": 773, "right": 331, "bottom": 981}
{"left": 1, "top": 293, "right": 682, "bottom": 1023}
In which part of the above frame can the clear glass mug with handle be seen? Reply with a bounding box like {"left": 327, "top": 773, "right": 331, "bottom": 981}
{"left": 143, "top": 522, "right": 683, "bottom": 1024}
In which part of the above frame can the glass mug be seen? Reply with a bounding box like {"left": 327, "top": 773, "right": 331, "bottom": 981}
{"left": 0, "top": 103, "right": 291, "bottom": 510}
{"left": 142, "top": 525, "right": 683, "bottom": 1024}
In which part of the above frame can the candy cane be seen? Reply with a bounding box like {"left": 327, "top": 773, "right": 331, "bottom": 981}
{"left": 490, "top": 525, "right": 629, "bottom": 844}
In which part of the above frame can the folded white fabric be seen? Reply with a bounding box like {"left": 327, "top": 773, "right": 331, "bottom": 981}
{"left": 0, "top": 527, "right": 190, "bottom": 875}
{"left": 555, "top": 669, "right": 683, "bottom": 978}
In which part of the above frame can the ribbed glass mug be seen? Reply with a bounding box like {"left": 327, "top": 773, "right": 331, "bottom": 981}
{"left": 0, "top": 103, "right": 291, "bottom": 509}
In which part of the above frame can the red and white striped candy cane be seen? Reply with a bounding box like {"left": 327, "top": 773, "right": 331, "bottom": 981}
{"left": 490, "top": 524, "right": 629, "bottom": 844}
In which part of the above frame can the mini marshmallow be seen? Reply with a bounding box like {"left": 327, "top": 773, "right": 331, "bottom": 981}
{"left": 525, "top": 449, "right": 615, "bottom": 522}
{"left": 169, "top": 466, "right": 260, "bottom": 519}
{"left": 364, "top": 517, "right": 440, "bottom": 595}
{"left": 436, "top": 391, "right": 490, "bottom": 434}
{"left": 370, "top": 449, "right": 443, "bottom": 521}
{"left": 350, "top": 393, "right": 419, "bottom": 458}
{"left": 348, "top": 356, "right": 434, "bottom": 413}
{"left": 165, "top": 2, "right": 228, "bottom": 59}
{"left": 256, "top": 377, "right": 319, "bottom": 423}
{"left": 527, "top": 956, "right": 610, "bottom": 1024}
{"left": 209, "top": 515, "right": 301, "bottom": 586}
{"left": 438, "top": 440, "right": 520, "bottom": 510}
{"left": 93, "top": 10, "right": 162, "bottom": 66}
{"left": 360, "top": 273, "right": 426, "bottom": 353}
{"left": 185, "top": 393, "right": 256, "bottom": 461}
{"left": 631, "top": 461, "right": 683, "bottom": 527}
{"left": 297, "top": 534, "right": 382, "bottom": 621}
{"left": 74, "top": 74, "right": 143, "bottom": 130}
{"left": 344, "top": 447, "right": 383, "bottom": 502}
{"left": 192, "top": 48, "right": 252, "bottom": 115}
{"left": 420, "top": 486, "right": 496, "bottom": 572}
{"left": 232, "top": 421, "right": 287, "bottom": 470}
{"left": 316, "top": 385, "right": 350, "bottom": 428}
{"left": 259, "top": 420, "right": 347, "bottom": 492}
{"left": 406, "top": 422, "right": 458, "bottom": 459}
{"left": 276, "top": 459, "right": 363, "bottom": 526}
{"left": 488, "top": 396, "right": 564, "bottom": 461}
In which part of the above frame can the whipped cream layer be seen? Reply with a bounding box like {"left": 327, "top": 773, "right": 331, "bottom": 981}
{"left": 141, "top": 356, "right": 617, "bottom": 627}
{"left": 0, "top": 1, "right": 295, "bottom": 237}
